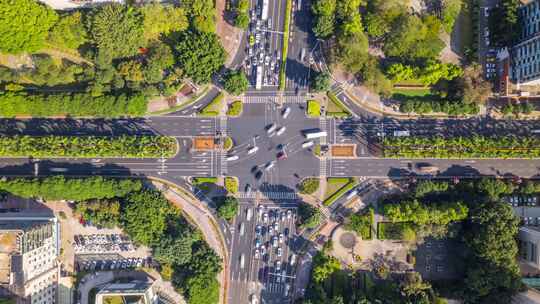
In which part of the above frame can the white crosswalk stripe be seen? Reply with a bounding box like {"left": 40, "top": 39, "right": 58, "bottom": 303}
{"left": 319, "top": 158, "right": 327, "bottom": 177}
{"left": 244, "top": 95, "right": 305, "bottom": 104}
{"left": 237, "top": 191, "right": 298, "bottom": 200}
{"left": 219, "top": 117, "right": 227, "bottom": 135}
{"left": 219, "top": 151, "right": 227, "bottom": 176}
{"left": 319, "top": 118, "right": 327, "bottom": 145}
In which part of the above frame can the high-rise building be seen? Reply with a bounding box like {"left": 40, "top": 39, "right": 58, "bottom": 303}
{"left": 0, "top": 214, "right": 60, "bottom": 304}
{"left": 510, "top": 0, "right": 540, "bottom": 86}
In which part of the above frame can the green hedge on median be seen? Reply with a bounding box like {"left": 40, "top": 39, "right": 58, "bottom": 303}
{"left": 307, "top": 100, "right": 321, "bottom": 117}
{"left": 279, "top": 0, "right": 292, "bottom": 91}
{"left": 383, "top": 135, "right": 540, "bottom": 158}
{"left": 0, "top": 135, "right": 177, "bottom": 158}
{"left": 326, "top": 91, "right": 351, "bottom": 117}
{"left": 199, "top": 92, "right": 224, "bottom": 117}
{"left": 226, "top": 100, "right": 243, "bottom": 116}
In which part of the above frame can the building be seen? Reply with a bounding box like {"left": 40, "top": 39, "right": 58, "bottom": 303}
{"left": 95, "top": 281, "right": 159, "bottom": 304}
{"left": 0, "top": 214, "right": 60, "bottom": 304}
{"left": 510, "top": 0, "right": 540, "bottom": 87}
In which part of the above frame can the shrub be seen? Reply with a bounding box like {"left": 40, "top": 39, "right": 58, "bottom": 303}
{"left": 377, "top": 222, "right": 413, "bottom": 240}
{"left": 344, "top": 208, "right": 374, "bottom": 240}
{"left": 224, "top": 177, "right": 238, "bottom": 194}
{"left": 216, "top": 196, "right": 239, "bottom": 221}
{"left": 298, "top": 202, "right": 323, "bottom": 229}
{"left": 223, "top": 136, "right": 233, "bottom": 150}
{"left": 307, "top": 100, "right": 321, "bottom": 117}
{"left": 299, "top": 178, "right": 320, "bottom": 194}
{"left": 199, "top": 92, "right": 224, "bottom": 116}
{"left": 226, "top": 100, "right": 243, "bottom": 116}
{"left": 0, "top": 135, "right": 177, "bottom": 158}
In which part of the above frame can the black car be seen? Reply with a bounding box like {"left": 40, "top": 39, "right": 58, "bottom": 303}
{"left": 255, "top": 170, "right": 263, "bottom": 180}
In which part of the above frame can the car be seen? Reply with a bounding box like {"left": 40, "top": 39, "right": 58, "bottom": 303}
{"left": 279, "top": 233, "right": 284, "bottom": 243}
{"left": 267, "top": 19, "right": 272, "bottom": 29}
{"left": 255, "top": 170, "right": 263, "bottom": 180}
{"left": 282, "top": 107, "right": 291, "bottom": 118}
{"left": 265, "top": 55, "right": 271, "bottom": 65}
{"left": 245, "top": 184, "right": 252, "bottom": 194}
{"left": 266, "top": 123, "right": 277, "bottom": 134}
{"left": 247, "top": 146, "right": 259, "bottom": 154}
{"left": 284, "top": 227, "right": 289, "bottom": 236}
{"left": 276, "top": 126, "right": 286, "bottom": 136}
{"left": 258, "top": 205, "right": 265, "bottom": 216}
{"left": 273, "top": 236, "right": 278, "bottom": 247}
{"left": 290, "top": 254, "right": 297, "bottom": 265}
{"left": 264, "top": 161, "right": 276, "bottom": 171}
{"left": 227, "top": 155, "right": 239, "bottom": 161}
{"left": 255, "top": 238, "right": 261, "bottom": 247}
{"left": 269, "top": 225, "right": 274, "bottom": 235}
{"left": 274, "top": 222, "right": 279, "bottom": 231}
{"left": 260, "top": 245, "right": 266, "bottom": 255}
{"left": 276, "top": 151, "right": 287, "bottom": 160}
{"left": 276, "top": 260, "right": 282, "bottom": 271}
{"left": 287, "top": 209, "right": 292, "bottom": 219}
{"left": 255, "top": 249, "right": 260, "bottom": 259}
{"left": 251, "top": 165, "right": 259, "bottom": 173}
{"left": 263, "top": 212, "right": 268, "bottom": 222}
{"left": 277, "top": 247, "right": 282, "bottom": 257}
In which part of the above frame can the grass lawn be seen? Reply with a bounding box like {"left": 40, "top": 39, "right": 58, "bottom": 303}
{"left": 323, "top": 177, "right": 357, "bottom": 205}
{"left": 377, "top": 222, "right": 415, "bottom": 240}
{"left": 227, "top": 100, "right": 243, "bottom": 116}
{"left": 224, "top": 177, "right": 238, "bottom": 194}
{"left": 103, "top": 296, "right": 124, "bottom": 304}
{"left": 199, "top": 92, "right": 224, "bottom": 116}
{"left": 223, "top": 136, "right": 234, "bottom": 151}
{"left": 393, "top": 79, "right": 426, "bottom": 86}
{"left": 391, "top": 88, "right": 432, "bottom": 98}
{"left": 307, "top": 100, "right": 321, "bottom": 117}
{"left": 326, "top": 92, "right": 351, "bottom": 117}
{"left": 192, "top": 177, "right": 218, "bottom": 193}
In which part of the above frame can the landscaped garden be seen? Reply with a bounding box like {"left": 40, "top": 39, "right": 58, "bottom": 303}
{"left": 323, "top": 177, "right": 357, "bottom": 206}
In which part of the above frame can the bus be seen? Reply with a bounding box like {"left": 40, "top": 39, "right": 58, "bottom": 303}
{"left": 261, "top": 0, "right": 269, "bottom": 20}
{"left": 255, "top": 65, "right": 263, "bottom": 90}
{"left": 303, "top": 129, "right": 327, "bottom": 139}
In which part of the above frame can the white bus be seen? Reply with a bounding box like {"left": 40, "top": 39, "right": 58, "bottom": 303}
{"left": 303, "top": 129, "right": 327, "bottom": 139}
{"left": 240, "top": 254, "right": 245, "bottom": 269}
{"left": 255, "top": 65, "right": 263, "bottom": 90}
{"left": 393, "top": 130, "right": 410, "bottom": 137}
{"left": 261, "top": 0, "right": 269, "bottom": 20}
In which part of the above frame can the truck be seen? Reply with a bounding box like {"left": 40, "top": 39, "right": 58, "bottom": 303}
{"left": 303, "top": 129, "right": 327, "bottom": 139}
{"left": 255, "top": 65, "right": 263, "bottom": 90}
{"left": 261, "top": 0, "right": 269, "bottom": 20}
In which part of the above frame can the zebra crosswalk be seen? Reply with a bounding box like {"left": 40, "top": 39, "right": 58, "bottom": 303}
{"left": 236, "top": 191, "right": 298, "bottom": 200}
{"left": 319, "top": 158, "right": 327, "bottom": 177}
{"left": 219, "top": 117, "right": 227, "bottom": 136}
{"left": 244, "top": 95, "right": 306, "bottom": 104}
{"left": 319, "top": 118, "right": 327, "bottom": 145}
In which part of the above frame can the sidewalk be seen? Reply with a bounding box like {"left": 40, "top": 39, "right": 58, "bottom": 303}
{"left": 152, "top": 180, "right": 229, "bottom": 304}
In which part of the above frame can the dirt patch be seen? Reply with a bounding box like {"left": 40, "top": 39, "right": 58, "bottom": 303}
{"left": 215, "top": 0, "right": 243, "bottom": 67}
{"left": 193, "top": 137, "right": 215, "bottom": 150}
{"left": 331, "top": 145, "right": 356, "bottom": 157}
{"left": 339, "top": 232, "right": 357, "bottom": 249}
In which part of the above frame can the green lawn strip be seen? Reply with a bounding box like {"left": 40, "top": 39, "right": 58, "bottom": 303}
{"left": 326, "top": 91, "right": 351, "bottom": 117}
{"left": 0, "top": 135, "right": 177, "bottom": 158}
{"left": 307, "top": 100, "right": 321, "bottom": 117}
{"left": 391, "top": 88, "right": 432, "bottom": 98}
{"left": 383, "top": 135, "right": 540, "bottom": 158}
{"left": 323, "top": 177, "right": 358, "bottom": 206}
{"left": 199, "top": 92, "right": 224, "bottom": 116}
{"left": 377, "top": 222, "right": 413, "bottom": 240}
{"left": 298, "top": 177, "right": 320, "bottom": 194}
{"left": 226, "top": 100, "right": 243, "bottom": 116}
{"left": 313, "top": 144, "right": 321, "bottom": 157}
{"left": 224, "top": 177, "right": 238, "bottom": 194}
{"left": 148, "top": 86, "right": 210, "bottom": 116}
{"left": 279, "top": 0, "right": 292, "bottom": 91}
{"left": 191, "top": 177, "right": 218, "bottom": 193}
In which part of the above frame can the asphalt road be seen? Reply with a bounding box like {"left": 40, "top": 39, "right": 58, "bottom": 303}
{"left": 166, "top": 86, "right": 221, "bottom": 116}
{"left": 229, "top": 202, "right": 299, "bottom": 304}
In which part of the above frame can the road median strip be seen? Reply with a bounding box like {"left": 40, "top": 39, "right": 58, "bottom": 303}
{"left": 279, "top": 0, "right": 292, "bottom": 91}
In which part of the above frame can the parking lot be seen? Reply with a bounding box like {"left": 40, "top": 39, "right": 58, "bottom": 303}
{"left": 229, "top": 202, "right": 298, "bottom": 304}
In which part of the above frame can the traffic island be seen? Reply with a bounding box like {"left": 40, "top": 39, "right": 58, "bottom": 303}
{"left": 193, "top": 137, "right": 216, "bottom": 151}
{"left": 330, "top": 144, "right": 357, "bottom": 158}
{"left": 226, "top": 100, "right": 243, "bottom": 117}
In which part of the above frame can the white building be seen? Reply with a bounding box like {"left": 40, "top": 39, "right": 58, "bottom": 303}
{"left": 0, "top": 215, "right": 60, "bottom": 304}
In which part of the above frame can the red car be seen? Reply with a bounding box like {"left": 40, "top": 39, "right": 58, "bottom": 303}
{"left": 277, "top": 151, "right": 287, "bottom": 160}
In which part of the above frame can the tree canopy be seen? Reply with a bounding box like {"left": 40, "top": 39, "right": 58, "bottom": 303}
{"left": 223, "top": 70, "right": 248, "bottom": 95}
{"left": 87, "top": 4, "right": 145, "bottom": 62}
{"left": 141, "top": 3, "right": 188, "bottom": 41}
{"left": 0, "top": 0, "right": 58, "bottom": 53}
{"left": 216, "top": 196, "right": 239, "bottom": 221}
{"left": 47, "top": 11, "right": 87, "bottom": 50}
{"left": 173, "top": 31, "right": 225, "bottom": 83}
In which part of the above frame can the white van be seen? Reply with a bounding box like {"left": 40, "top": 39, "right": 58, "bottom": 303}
{"left": 302, "top": 141, "right": 314, "bottom": 148}
{"left": 240, "top": 254, "right": 245, "bottom": 269}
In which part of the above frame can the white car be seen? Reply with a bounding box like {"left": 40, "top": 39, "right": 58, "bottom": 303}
{"left": 226, "top": 155, "right": 239, "bottom": 161}
{"left": 248, "top": 146, "right": 259, "bottom": 155}
{"left": 264, "top": 161, "right": 276, "bottom": 171}
{"left": 279, "top": 233, "right": 284, "bottom": 243}
{"left": 254, "top": 249, "right": 260, "bottom": 259}
{"left": 277, "top": 247, "right": 282, "bottom": 257}
{"left": 276, "top": 126, "right": 286, "bottom": 136}
{"left": 282, "top": 107, "right": 291, "bottom": 119}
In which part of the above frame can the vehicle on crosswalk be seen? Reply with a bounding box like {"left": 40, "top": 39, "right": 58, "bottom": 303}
{"left": 246, "top": 208, "right": 253, "bottom": 221}
{"left": 282, "top": 107, "right": 291, "bottom": 118}
{"left": 245, "top": 184, "right": 252, "bottom": 194}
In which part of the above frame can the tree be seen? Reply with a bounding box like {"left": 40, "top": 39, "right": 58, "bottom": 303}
{"left": 359, "top": 56, "right": 393, "bottom": 98}
{"left": 364, "top": 12, "right": 389, "bottom": 38}
{"left": 117, "top": 60, "right": 144, "bottom": 83}
{"left": 47, "top": 12, "right": 87, "bottom": 50}
{"left": 336, "top": 31, "right": 369, "bottom": 73}
{"left": 141, "top": 3, "right": 188, "bottom": 41}
{"left": 216, "top": 196, "right": 239, "bottom": 221}
{"left": 298, "top": 203, "right": 322, "bottom": 229}
{"left": 312, "top": 252, "right": 340, "bottom": 283}
{"left": 153, "top": 235, "right": 194, "bottom": 266}
{"left": 0, "top": 0, "right": 58, "bottom": 54}
{"left": 383, "top": 199, "right": 468, "bottom": 226}
{"left": 87, "top": 4, "right": 145, "bottom": 61}
{"left": 235, "top": 13, "right": 250, "bottom": 28}
{"left": 182, "top": 0, "right": 216, "bottom": 33}
{"left": 476, "top": 178, "right": 515, "bottom": 201}
{"left": 441, "top": 0, "right": 463, "bottom": 33}
{"left": 311, "top": 0, "right": 336, "bottom": 38}
{"left": 173, "top": 31, "right": 225, "bottom": 83}
{"left": 223, "top": 70, "right": 248, "bottom": 95}
{"left": 122, "top": 190, "right": 178, "bottom": 246}
{"left": 453, "top": 63, "right": 493, "bottom": 105}
{"left": 311, "top": 72, "right": 331, "bottom": 92}
{"left": 75, "top": 199, "right": 121, "bottom": 228}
